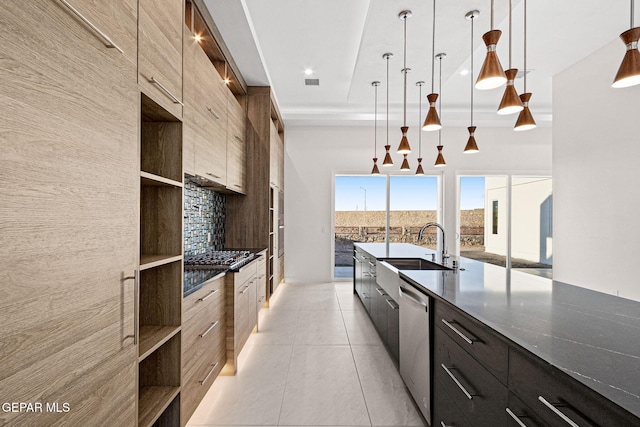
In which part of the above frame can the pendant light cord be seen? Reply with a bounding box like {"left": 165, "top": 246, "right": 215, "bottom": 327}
{"left": 632, "top": 0, "right": 635, "bottom": 28}
{"left": 438, "top": 55, "right": 443, "bottom": 146}
{"left": 470, "top": 15, "right": 474, "bottom": 126}
{"left": 431, "top": 0, "right": 436, "bottom": 92}
{"left": 403, "top": 16, "right": 408, "bottom": 126}
{"left": 386, "top": 55, "right": 390, "bottom": 146}
{"left": 523, "top": 0, "right": 527, "bottom": 93}
{"left": 418, "top": 83, "right": 422, "bottom": 157}
{"left": 508, "top": 0, "right": 512, "bottom": 68}
{"left": 374, "top": 84, "right": 378, "bottom": 156}
{"left": 491, "top": 0, "right": 494, "bottom": 30}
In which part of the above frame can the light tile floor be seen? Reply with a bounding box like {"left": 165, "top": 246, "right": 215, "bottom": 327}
{"left": 187, "top": 281, "right": 427, "bottom": 427}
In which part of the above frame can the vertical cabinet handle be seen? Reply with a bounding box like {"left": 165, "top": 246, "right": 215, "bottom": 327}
{"left": 148, "top": 77, "right": 184, "bottom": 106}
{"left": 58, "top": 0, "right": 124, "bottom": 53}
{"left": 506, "top": 408, "right": 529, "bottom": 427}
{"left": 124, "top": 270, "right": 139, "bottom": 345}
{"left": 441, "top": 319, "right": 476, "bottom": 345}
{"left": 199, "top": 362, "right": 219, "bottom": 385}
{"left": 441, "top": 364, "right": 474, "bottom": 400}
{"left": 537, "top": 396, "right": 580, "bottom": 427}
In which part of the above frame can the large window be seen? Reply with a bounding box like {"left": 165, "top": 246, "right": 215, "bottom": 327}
{"left": 334, "top": 174, "right": 440, "bottom": 278}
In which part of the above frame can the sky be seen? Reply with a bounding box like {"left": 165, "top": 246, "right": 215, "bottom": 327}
{"left": 335, "top": 175, "right": 486, "bottom": 211}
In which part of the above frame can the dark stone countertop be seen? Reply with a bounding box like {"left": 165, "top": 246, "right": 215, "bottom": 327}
{"left": 354, "top": 242, "right": 640, "bottom": 419}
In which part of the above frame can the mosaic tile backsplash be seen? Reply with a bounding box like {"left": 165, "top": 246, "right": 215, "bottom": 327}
{"left": 184, "top": 178, "right": 226, "bottom": 256}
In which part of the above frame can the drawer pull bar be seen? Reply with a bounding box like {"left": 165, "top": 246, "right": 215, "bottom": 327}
{"left": 441, "top": 319, "right": 475, "bottom": 345}
{"left": 123, "top": 270, "right": 139, "bottom": 344}
{"left": 199, "top": 362, "right": 219, "bottom": 385}
{"left": 440, "top": 422, "right": 453, "bottom": 427}
{"left": 506, "top": 408, "right": 528, "bottom": 427}
{"left": 199, "top": 288, "right": 219, "bottom": 302}
{"left": 386, "top": 299, "right": 399, "bottom": 310}
{"left": 206, "top": 172, "right": 221, "bottom": 179}
{"left": 376, "top": 288, "right": 386, "bottom": 296}
{"left": 199, "top": 320, "right": 219, "bottom": 338}
{"left": 368, "top": 261, "right": 375, "bottom": 267}
{"left": 441, "top": 364, "right": 474, "bottom": 400}
{"left": 234, "top": 135, "right": 243, "bottom": 142}
{"left": 148, "top": 77, "right": 184, "bottom": 105}
{"left": 58, "top": 0, "right": 123, "bottom": 53}
{"left": 240, "top": 285, "right": 250, "bottom": 294}
{"left": 207, "top": 106, "right": 220, "bottom": 120}
{"left": 537, "top": 396, "right": 579, "bottom": 427}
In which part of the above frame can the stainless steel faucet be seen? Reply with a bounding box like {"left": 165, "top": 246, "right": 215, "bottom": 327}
{"left": 418, "top": 222, "right": 449, "bottom": 262}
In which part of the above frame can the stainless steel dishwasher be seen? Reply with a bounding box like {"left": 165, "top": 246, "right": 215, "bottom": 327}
{"left": 399, "top": 278, "right": 431, "bottom": 423}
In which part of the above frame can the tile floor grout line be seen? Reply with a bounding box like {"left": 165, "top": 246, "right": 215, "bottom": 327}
{"left": 275, "top": 283, "right": 301, "bottom": 427}
{"left": 337, "top": 284, "right": 374, "bottom": 427}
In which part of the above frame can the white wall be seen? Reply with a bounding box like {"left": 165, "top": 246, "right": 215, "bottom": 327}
{"left": 511, "top": 177, "right": 553, "bottom": 263}
{"left": 553, "top": 39, "right": 640, "bottom": 301}
{"left": 284, "top": 125, "right": 551, "bottom": 283}
{"left": 484, "top": 177, "right": 508, "bottom": 256}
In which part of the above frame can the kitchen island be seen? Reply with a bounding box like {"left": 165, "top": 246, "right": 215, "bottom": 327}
{"left": 354, "top": 242, "right": 640, "bottom": 426}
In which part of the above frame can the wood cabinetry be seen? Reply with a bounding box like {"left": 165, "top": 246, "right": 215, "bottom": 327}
{"left": 138, "top": 95, "right": 183, "bottom": 427}
{"left": 181, "top": 276, "right": 226, "bottom": 426}
{"left": 138, "top": 0, "right": 184, "bottom": 119}
{"left": 226, "top": 90, "right": 247, "bottom": 194}
{"left": 269, "top": 120, "right": 284, "bottom": 191}
{"left": 256, "top": 253, "right": 268, "bottom": 315}
{"left": 0, "top": 1, "right": 138, "bottom": 425}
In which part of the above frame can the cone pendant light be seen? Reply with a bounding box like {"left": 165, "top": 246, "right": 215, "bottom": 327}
{"left": 423, "top": 0, "right": 442, "bottom": 131}
{"left": 515, "top": 0, "right": 536, "bottom": 131}
{"left": 497, "top": 0, "right": 523, "bottom": 114}
{"left": 415, "top": 81, "right": 425, "bottom": 174}
{"left": 613, "top": 0, "right": 640, "bottom": 88}
{"left": 465, "top": 11, "right": 480, "bottom": 154}
{"left": 476, "top": 0, "right": 507, "bottom": 90}
{"left": 397, "top": 10, "right": 412, "bottom": 157}
{"left": 382, "top": 53, "right": 394, "bottom": 166}
{"left": 434, "top": 53, "right": 446, "bottom": 167}
{"left": 371, "top": 81, "right": 381, "bottom": 175}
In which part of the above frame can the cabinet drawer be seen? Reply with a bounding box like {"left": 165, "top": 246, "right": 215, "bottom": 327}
{"left": 183, "top": 276, "right": 225, "bottom": 323}
{"left": 183, "top": 311, "right": 225, "bottom": 383}
{"left": 233, "top": 262, "right": 257, "bottom": 288}
{"left": 434, "top": 300, "right": 508, "bottom": 384}
{"left": 434, "top": 328, "right": 508, "bottom": 426}
{"left": 509, "top": 348, "right": 636, "bottom": 427}
{"left": 182, "top": 291, "right": 225, "bottom": 352}
{"left": 506, "top": 392, "right": 550, "bottom": 427}
{"left": 433, "top": 377, "right": 473, "bottom": 427}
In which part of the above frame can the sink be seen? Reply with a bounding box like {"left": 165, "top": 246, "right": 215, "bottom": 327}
{"left": 383, "top": 258, "right": 451, "bottom": 271}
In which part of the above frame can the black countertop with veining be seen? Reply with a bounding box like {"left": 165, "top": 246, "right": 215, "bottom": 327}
{"left": 354, "top": 243, "right": 640, "bottom": 419}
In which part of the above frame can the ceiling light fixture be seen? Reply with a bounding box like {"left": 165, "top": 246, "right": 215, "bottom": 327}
{"left": 382, "top": 53, "right": 394, "bottom": 167}
{"left": 304, "top": 68, "right": 313, "bottom": 76}
{"left": 476, "top": 0, "right": 507, "bottom": 90}
{"left": 398, "top": 10, "right": 412, "bottom": 171}
{"left": 434, "top": 53, "right": 446, "bottom": 167}
{"left": 371, "top": 81, "right": 381, "bottom": 175}
{"left": 497, "top": 0, "right": 524, "bottom": 114}
{"left": 422, "top": 0, "right": 442, "bottom": 132}
{"left": 465, "top": 11, "right": 480, "bottom": 154}
{"left": 514, "top": 0, "right": 536, "bottom": 131}
{"left": 613, "top": 0, "right": 640, "bottom": 88}
{"left": 415, "top": 81, "right": 425, "bottom": 175}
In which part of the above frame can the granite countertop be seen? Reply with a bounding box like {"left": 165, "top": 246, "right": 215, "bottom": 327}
{"left": 183, "top": 248, "right": 267, "bottom": 297}
{"left": 354, "top": 242, "right": 640, "bottom": 419}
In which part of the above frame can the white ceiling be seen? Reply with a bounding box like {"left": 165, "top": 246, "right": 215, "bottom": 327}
{"left": 204, "top": 0, "right": 636, "bottom": 128}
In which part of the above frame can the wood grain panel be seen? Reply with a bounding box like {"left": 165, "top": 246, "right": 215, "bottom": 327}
{"left": 140, "top": 185, "right": 183, "bottom": 257}
{"left": 226, "top": 88, "right": 246, "bottom": 193}
{"left": 139, "top": 0, "right": 184, "bottom": 118}
{"left": 141, "top": 121, "right": 183, "bottom": 182}
{"left": 0, "top": 1, "right": 138, "bottom": 425}
{"left": 183, "top": 275, "right": 226, "bottom": 323}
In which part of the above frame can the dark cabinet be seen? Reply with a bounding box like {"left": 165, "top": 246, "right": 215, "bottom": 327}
{"left": 386, "top": 296, "right": 399, "bottom": 362}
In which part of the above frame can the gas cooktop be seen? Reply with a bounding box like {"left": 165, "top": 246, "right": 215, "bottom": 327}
{"left": 184, "top": 250, "right": 254, "bottom": 270}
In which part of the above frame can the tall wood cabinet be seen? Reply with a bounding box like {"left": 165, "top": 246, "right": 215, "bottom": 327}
{"left": 0, "top": 1, "right": 139, "bottom": 425}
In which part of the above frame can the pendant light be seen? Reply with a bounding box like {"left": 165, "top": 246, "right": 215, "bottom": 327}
{"left": 514, "top": 0, "right": 536, "bottom": 131}
{"left": 422, "top": 0, "right": 442, "bottom": 131}
{"left": 415, "top": 81, "right": 425, "bottom": 174}
{"left": 497, "top": 0, "right": 523, "bottom": 114}
{"left": 465, "top": 11, "right": 480, "bottom": 154}
{"left": 382, "top": 53, "right": 394, "bottom": 166}
{"left": 398, "top": 10, "right": 412, "bottom": 173}
{"left": 476, "top": 0, "right": 507, "bottom": 90}
{"left": 434, "top": 53, "right": 446, "bottom": 167}
{"left": 371, "top": 81, "right": 381, "bottom": 175}
{"left": 613, "top": 0, "right": 640, "bottom": 88}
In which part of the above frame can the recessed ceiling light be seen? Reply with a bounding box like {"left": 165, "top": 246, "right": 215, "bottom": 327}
{"left": 304, "top": 68, "right": 313, "bottom": 76}
{"left": 460, "top": 69, "right": 469, "bottom": 76}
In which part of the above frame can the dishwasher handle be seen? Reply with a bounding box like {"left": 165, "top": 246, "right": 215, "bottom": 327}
{"left": 399, "top": 283, "right": 428, "bottom": 308}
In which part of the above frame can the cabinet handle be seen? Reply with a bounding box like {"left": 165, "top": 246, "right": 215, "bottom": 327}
{"left": 199, "top": 288, "right": 219, "bottom": 302}
{"left": 207, "top": 106, "right": 220, "bottom": 120}
{"left": 234, "top": 135, "right": 243, "bottom": 142}
{"left": 58, "top": 0, "right": 123, "bottom": 53}
{"left": 368, "top": 261, "right": 375, "bottom": 267}
{"left": 199, "top": 320, "right": 219, "bottom": 338}
{"left": 441, "top": 319, "right": 476, "bottom": 345}
{"left": 440, "top": 422, "right": 453, "bottom": 427}
{"left": 124, "top": 270, "right": 139, "bottom": 344}
{"left": 441, "top": 364, "right": 474, "bottom": 400}
{"left": 258, "top": 296, "right": 264, "bottom": 303}
{"left": 199, "top": 362, "right": 219, "bottom": 385}
{"left": 537, "top": 396, "right": 580, "bottom": 427}
{"left": 148, "top": 77, "right": 184, "bottom": 106}
{"left": 505, "top": 408, "right": 528, "bottom": 427}
{"left": 376, "top": 288, "right": 386, "bottom": 296}
{"left": 352, "top": 256, "right": 358, "bottom": 261}
{"left": 386, "top": 298, "right": 399, "bottom": 310}
{"left": 240, "top": 285, "right": 249, "bottom": 294}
